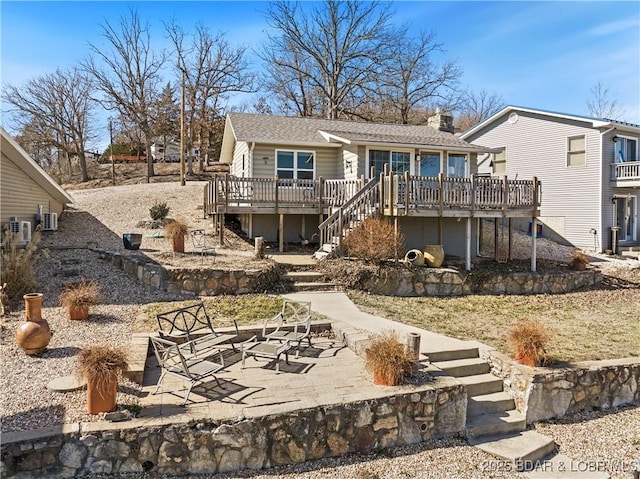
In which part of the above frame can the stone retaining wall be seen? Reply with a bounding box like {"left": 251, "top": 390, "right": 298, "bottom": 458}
{"left": 1, "top": 385, "right": 466, "bottom": 478}
{"left": 363, "top": 267, "right": 601, "bottom": 296}
{"left": 481, "top": 349, "right": 640, "bottom": 424}
{"left": 95, "top": 249, "right": 280, "bottom": 296}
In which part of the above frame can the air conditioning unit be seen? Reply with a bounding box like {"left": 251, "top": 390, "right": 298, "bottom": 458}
{"left": 43, "top": 212, "right": 58, "bottom": 231}
{"left": 9, "top": 220, "right": 32, "bottom": 246}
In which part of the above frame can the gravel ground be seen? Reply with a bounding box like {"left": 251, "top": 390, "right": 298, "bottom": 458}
{"left": 1, "top": 182, "right": 638, "bottom": 478}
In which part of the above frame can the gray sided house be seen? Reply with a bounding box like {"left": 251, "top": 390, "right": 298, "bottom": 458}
{"left": 208, "top": 113, "right": 541, "bottom": 269}
{"left": 461, "top": 107, "right": 640, "bottom": 251}
{"left": 1, "top": 127, "right": 73, "bottom": 239}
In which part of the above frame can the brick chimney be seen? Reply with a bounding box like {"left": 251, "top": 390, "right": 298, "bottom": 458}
{"left": 427, "top": 110, "right": 455, "bottom": 134}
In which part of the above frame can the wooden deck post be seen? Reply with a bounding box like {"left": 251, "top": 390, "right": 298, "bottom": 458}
{"left": 438, "top": 172, "right": 444, "bottom": 216}
{"left": 274, "top": 175, "right": 279, "bottom": 211}
{"left": 388, "top": 170, "right": 394, "bottom": 217}
{"left": 502, "top": 175, "right": 508, "bottom": 216}
{"left": 379, "top": 172, "right": 385, "bottom": 214}
{"left": 531, "top": 217, "right": 537, "bottom": 272}
{"left": 218, "top": 213, "right": 225, "bottom": 246}
{"left": 465, "top": 217, "right": 472, "bottom": 271}
{"left": 404, "top": 171, "right": 410, "bottom": 215}
{"left": 508, "top": 218, "right": 513, "bottom": 261}
{"left": 319, "top": 177, "right": 324, "bottom": 213}
{"left": 279, "top": 213, "right": 284, "bottom": 253}
{"left": 494, "top": 218, "right": 498, "bottom": 260}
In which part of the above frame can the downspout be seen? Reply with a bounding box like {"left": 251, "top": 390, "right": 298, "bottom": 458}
{"left": 599, "top": 127, "right": 615, "bottom": 252}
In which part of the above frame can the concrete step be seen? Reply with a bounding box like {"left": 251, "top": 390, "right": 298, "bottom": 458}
{"left": 469, "top": 430, "right": 556, "bottom": 470}
{"left": 291, "top": 282, "right": 338, "bottom": 292}
{"left": 281, "top": 271, "right": 325, "bottom": 282}
{"left": 468, "top": 391, "right": 516, "bottom": 416}
{"left": 523, "top": 454, "right": 611, "bottom": 478}
{"left": 466, "top": 409, "right": 526, "bottom": 437}
{"left": 458, "top": 373, "right": 504, "bottom": 397}
{"left": 432, "top": 357, "right": 490, "bottom": 377}
{"left": 424, "top": 347, "right": 479, "bottom": 363}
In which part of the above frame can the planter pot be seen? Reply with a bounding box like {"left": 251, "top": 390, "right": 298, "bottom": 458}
{"left": 16, "top": 293, "right": 51, "bottom": 355}
{"left": 122, "top": 233, "right": 142, "bottom": 250}
{"left": 172, "top": 235, "right": 185, "bottom": 253}
{"left": 68, "top": 305, "right": 90, "bottom": 320}
{"left": 404, "top": 249, "right": 425, "bottom": 266}
{"left": 423, "top": 245, "right": 444, "bottom": 268}
{"left": 86, "top": 376, "right": 117, "bottom": 414}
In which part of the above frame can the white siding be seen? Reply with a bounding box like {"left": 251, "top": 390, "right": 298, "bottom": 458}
{"left": 466, "top": 111, "right": 602, "bottom": 248}
{"left": 231, "top": 141, "right": 249, "bottom": 177}
{"left": 1, "top": 152, "right": 65, "bottom": 225}
{"left": 341, "top": 145, "right": 359, "bottom": 181}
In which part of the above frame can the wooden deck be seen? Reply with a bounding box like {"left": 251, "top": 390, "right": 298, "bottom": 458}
{"left": 204, "top": 174, "right": 540, "bottom": 218}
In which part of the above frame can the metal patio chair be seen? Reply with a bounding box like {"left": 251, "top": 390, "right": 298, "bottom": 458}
{"left": 150, "top": 336, "right": 225, "bottom": 405}
{"left": 190, "top": 229, "right": 216, "bottom": 262}
{"left": 262, "top": 300, "right": 312, "bottom": 359}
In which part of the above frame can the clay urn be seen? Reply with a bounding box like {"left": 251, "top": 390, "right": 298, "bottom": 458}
{"left": 16, "top": 293, "right": 52, "bottom": 355}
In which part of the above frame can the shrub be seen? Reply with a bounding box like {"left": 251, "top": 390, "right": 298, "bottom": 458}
{"left": 77, "top": 345, "right": 128, "bottom": 390}
{"left": 59, "top": 280, "right": 101, "bottom": 310}
{"left": 569, "top": 251, "right": 589, "bottom": 270}
{"left": 365, "top": 330, "right": 414, "bottom": 386}
{"left": 149, "top": 201, "right": 170, "bottom": 221}
{"left": 164, "top": 218, "right": 190, "bottom": 239}
{"left": 0, "top": 225, "right": 41, "bottom": 301}
{"left": 343, "top": 217, "right": 404, "bottom": 264}
{"left": 507, "top": 318, "right": 552, "bottom": 367}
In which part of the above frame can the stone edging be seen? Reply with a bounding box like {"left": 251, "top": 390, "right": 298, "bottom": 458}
{"left": 363, "top": 267, "right": 602, "bottom": 296}
{"left": 479, "top": 348, "right": 640, "bottom": 424}
{"left": 92, "top": 248, "right": 280, "bottom": 296}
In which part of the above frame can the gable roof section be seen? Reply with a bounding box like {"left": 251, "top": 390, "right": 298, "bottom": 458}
{"left": 460, "top": 106, "right": 640, "bottom": 139}
{"left": 1, "top": 127, "right": 74, "bottom": 205}
{"left": 220, "top": 113, "right": 490, "bottom": 163}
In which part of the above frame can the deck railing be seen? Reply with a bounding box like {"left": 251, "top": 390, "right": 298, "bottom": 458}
{"left": 205, "top": 174, "right": 540, "bottom": 216}
{"left": 611, "top": 161, "right": 640, "bottom": 182}
{"left": 385, "top": 173, "right": 539, "bottom": 212}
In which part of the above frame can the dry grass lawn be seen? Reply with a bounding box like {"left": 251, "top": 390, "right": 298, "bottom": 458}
{"left": 349, "top": 268, "right": 640, "bottom": 363}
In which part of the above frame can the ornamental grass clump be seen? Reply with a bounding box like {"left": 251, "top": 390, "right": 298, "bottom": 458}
{"left": 77, "top": 346, "right": 129, "bottom": 389}
{"left": 569, "top": 251, "right": 589, "bottom": 271}
{"left": 365, "top": 330, "right": 414, "bottom": 386}
{"left": 164, "top": 218, "right": 190, "bottom": 239}
{"left": 507, "top": 318, "right": 552, "bottom": 367}
{"left": 1, "top": 225, "right": 41, "bottom": 301}
{"left": 59, "top": 280, "right": 101, "bottom": 310}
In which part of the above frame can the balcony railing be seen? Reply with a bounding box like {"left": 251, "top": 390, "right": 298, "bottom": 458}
{"left": 611, "top": 161, "right": 640, "bottom": 184}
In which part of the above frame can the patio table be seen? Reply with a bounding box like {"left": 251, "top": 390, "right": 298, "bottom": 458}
{"left": 241, "top": 340, "right": 290, "bottom": 373}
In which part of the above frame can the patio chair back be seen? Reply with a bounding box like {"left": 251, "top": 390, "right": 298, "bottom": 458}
{"left": 263, "top": 300, "right": 312, "bottom": 358}
{"left": 190, "top": 229, "right": 215, "bottom": 261}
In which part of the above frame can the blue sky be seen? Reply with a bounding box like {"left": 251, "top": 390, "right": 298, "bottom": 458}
{"left": 1, "top": 1, "right": 639, "bottom": 149}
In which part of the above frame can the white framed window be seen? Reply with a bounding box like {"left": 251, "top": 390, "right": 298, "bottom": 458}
{"left": 276, "top": 150, "right": 315, "bottom": 179}
{"left": 447, "top": 153, "right": 468, "bottom": 178}
{"left": 614, "top": 135, "right": 638, "bottom": 162}
{"left": 418, "top": 151, "right": 441, "bottom": 177}
{"left": 366, "top": 148, "right": 413, "bottom": 177}
{"left": 567, "top": 135, "right": 586, "bottom": 167}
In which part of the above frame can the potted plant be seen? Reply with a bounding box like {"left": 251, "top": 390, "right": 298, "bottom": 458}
{"left": 507, "top": 318, "right": 551, "bottom": 367}
{"left": 164, "top": 218, "right": 190, "bottom": 253}
{"left": 77, "top": 345, "right": 128, "bottom": 414}
{"left": 59, "top": 280, "right": 100, "bottom": 320}
{"left": 569, "top": 251, "right": 589, "bottom": 271}
{"left": 365, "top": 331, "right": 414, "bottom": 386}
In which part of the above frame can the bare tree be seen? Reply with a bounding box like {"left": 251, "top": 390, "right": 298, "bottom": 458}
{"left": 166, "top": 21, "right": 256, "bottom": 173}
{"left": 379, "top": 31, "right": 462, "bottom": 124}
{"left": 455, "top": 89, "right": 506, "bottom": 131}
{"left": 83, "top": 9, "right": 166, "bottom": 180}
{"left": 586, "top": 80, "right": 624, "bottom": 120}
{"left": 3, "top": 67, "right": 96, "bottom": 181}
{"left": 262, "top": 0, "right": 395, "bottom": 120}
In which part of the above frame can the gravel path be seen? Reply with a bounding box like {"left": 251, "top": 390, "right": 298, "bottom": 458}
{"left": 1, "top": 182, "right": 638, "bottom": 478}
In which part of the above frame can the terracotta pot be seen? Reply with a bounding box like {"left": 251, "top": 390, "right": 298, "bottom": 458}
{"left": 172, "top": 235, "right": 185, "bottom": 253}
{"left": 68, "top": 305, "right": 90, "bottom": 320}
{"left": 86, "top": 376, "right": 117, "bottom": 414}
{"left": 423, "top": 245, "right": 445, "bottom": 268}
{"left": 16, "top": 293, "right": 51, "bottom": 355}
{"left": 23, "top": 293, "right": 43, "bottom": 321}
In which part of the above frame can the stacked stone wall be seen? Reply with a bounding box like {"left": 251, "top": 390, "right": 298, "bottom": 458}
{"left": 482, "top": 349, "right": 640, "bottom": 424}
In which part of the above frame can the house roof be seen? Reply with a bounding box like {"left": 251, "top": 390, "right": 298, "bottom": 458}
{"left": 460, "top": 106, "right": 640, "bottom": 139}
{"left": 1, "top": 127, "right": 74, "bottom": 205}
{"left": 220, "top": 113, "right": 490, "bottom": 163}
